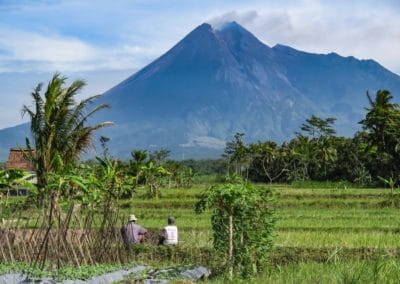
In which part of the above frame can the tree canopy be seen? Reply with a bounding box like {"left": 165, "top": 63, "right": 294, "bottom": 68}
{"left": 22, "top": 72, "right": 112, "bottom": 189}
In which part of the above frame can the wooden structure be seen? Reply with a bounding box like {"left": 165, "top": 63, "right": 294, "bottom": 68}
{"left": 5, "top": 148, "right": 35, "bottom": 172}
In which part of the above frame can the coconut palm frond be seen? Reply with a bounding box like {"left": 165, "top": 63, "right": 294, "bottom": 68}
{"left": 22, "top": 73, "right": 111, "bottom": 189}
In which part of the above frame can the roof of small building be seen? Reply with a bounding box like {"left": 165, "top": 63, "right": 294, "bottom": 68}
{"left": 5, "top": 148, "right": 35, "bottom": 172}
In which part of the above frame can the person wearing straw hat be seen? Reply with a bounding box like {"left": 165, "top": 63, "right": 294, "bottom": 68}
{"left": 123, "top": 214, "right": 147, "bottom": 244}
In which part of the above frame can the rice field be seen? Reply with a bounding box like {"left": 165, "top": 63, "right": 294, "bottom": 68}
{"left": 1, "top": 182, "right": 399, "bottom": 283}
{"left": 121, "top": 183, "right": 400, "bottom": 282}
{"left": 127, "top": 185, "right": 399, "bottom": 246}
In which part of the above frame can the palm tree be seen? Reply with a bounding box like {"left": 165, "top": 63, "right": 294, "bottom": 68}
{"left": 129, "top": 150, "right": 148, "bottom": 185}
{"left": 21, "top": 72, "right": 112, "bottom": 191}
{"left": 360, "top": 89, "right": 400, "bottom": 180}
{"left": 361, "top": 90, "right": 399, "bottom": 153}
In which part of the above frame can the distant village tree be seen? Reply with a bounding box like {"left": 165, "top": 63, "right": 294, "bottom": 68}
{"left": 223, "top": 132, "right": 251, "bottom": 178}
{"left": 360, "top": 89, "right": 400, "bottom": 180}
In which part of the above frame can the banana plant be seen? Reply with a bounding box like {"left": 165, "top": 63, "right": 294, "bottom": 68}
{"left": 140, "top": 162, "right": 170, "bottom": 197}
{"left": 0, "top": 169, "right": 36, "bottom": 198}
{"left": 378, "top": 176, "right": 395, "bottom": 195}
{"left": 88, "top": 157, "right": 135, "bottom": 205}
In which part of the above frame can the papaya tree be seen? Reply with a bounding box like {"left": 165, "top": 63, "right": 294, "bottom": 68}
{"left": 196, "top": 179, "right": 276, "bottom": 278}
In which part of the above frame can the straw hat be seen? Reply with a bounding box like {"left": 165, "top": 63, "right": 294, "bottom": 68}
{"left": 129, "top": 214, "right": 137, "bottom": 222}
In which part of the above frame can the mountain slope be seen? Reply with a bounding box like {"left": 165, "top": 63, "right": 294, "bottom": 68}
{"left": 1, "top": 21, "right": 400, "bottom": 159}
{"left": 94, "top": 22, "right": 318, "bottom": 156}
{"left": 0, "top": 123, "right": 30, "bottom": 160}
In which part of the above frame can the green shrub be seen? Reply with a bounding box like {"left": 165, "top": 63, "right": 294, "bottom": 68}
{"left": 196, "top": 179, "right": 276, "bottom": 278}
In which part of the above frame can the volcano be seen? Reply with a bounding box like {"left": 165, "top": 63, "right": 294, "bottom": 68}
{"left": 1, "top": 22, "right": 400, "bottom": 159}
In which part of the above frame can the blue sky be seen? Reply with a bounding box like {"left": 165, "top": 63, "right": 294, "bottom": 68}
{"left": 0, "top": 0, "right": 399, "bottom": 128}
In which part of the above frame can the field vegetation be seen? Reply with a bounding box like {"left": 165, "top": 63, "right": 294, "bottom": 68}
{"left": 1, "top": 182, "right": 399, "bottom": 282}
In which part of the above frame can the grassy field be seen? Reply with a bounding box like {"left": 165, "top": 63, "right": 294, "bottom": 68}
{"left": 1, "top": 181, "right": 399, "bottom": 283}
{"left": 127, "top": 184, "right": 399, "bottom": 248}
{"left": 119, "top": 182, "right": 400, "bottom": 282}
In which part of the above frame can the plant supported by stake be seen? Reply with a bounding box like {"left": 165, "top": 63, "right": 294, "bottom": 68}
{"left": 195, "top": 179, "right": 276, "bottom": 278}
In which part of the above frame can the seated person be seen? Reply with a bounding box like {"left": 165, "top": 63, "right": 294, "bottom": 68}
{"left": 122, "top": 214, "right": 147, "bottom": 244}
{"left": 159, "top": 216, "right": 178, "bottom": 245}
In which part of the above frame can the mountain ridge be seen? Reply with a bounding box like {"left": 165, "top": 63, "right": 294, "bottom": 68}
{"left": 1, "top": 22, "right": 400, "bottom": 160}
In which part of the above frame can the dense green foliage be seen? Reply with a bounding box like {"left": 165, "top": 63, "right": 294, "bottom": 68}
{"left": 196, "top": 180, "right": 276, "bottom": 277}
{"left": 21, "top": 72, "right": 111, "bottom": 191}
{"left": 223, "top": 90, "right": 400, "bottom": 187}
{"left": 0, "top": 169, "right": 35, "bottom": 193}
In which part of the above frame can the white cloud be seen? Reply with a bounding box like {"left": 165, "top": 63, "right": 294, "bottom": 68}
{"left": 0, "top": 27, "right": 159, "bottom": 73}
{"left": 0, "top": 28, "right": 96, "bottom": 62}
{"left": 209, "top": 10, "right": 259, "bottom": 28}
{"left": 207, "top": 2, "right": 400, "bottom": 74}
{"left": 2, "top": 1, "right": 398, "bottom": 74}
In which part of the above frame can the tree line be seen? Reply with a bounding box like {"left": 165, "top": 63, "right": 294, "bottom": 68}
{"left": 224, "top": 90, "right": 400, "bottom": 186}
{"left": 2, "top": 72, "right": 398, "bottom": 192}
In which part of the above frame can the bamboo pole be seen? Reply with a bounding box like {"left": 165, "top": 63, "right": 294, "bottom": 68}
{"left": 228, "top": 213, "right": 233, "bottom": 280}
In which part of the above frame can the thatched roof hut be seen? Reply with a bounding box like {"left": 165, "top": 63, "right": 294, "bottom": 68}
{"left": 5, "top": 148, "right": 35, "bottom": 172}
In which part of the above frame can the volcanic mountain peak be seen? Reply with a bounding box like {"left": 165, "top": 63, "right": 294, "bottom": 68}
{"left": 217, "top": 21, "right": 270, "bottom": 46}
{"left": 1, "top": 21, "right": 400, "bottom": 160}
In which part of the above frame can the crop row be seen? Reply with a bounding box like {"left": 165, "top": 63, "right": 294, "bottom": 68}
{"left": 125, "top": 199, "right": 397, "bottom": 209}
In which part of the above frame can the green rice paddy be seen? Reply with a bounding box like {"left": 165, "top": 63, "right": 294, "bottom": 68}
{"left": 122, "top": 183, "right": 400, "bottom": 282}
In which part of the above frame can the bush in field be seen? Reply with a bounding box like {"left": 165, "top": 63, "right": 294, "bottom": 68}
{"left": 196, "top": 179, "right": 276, "bottom": 278}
